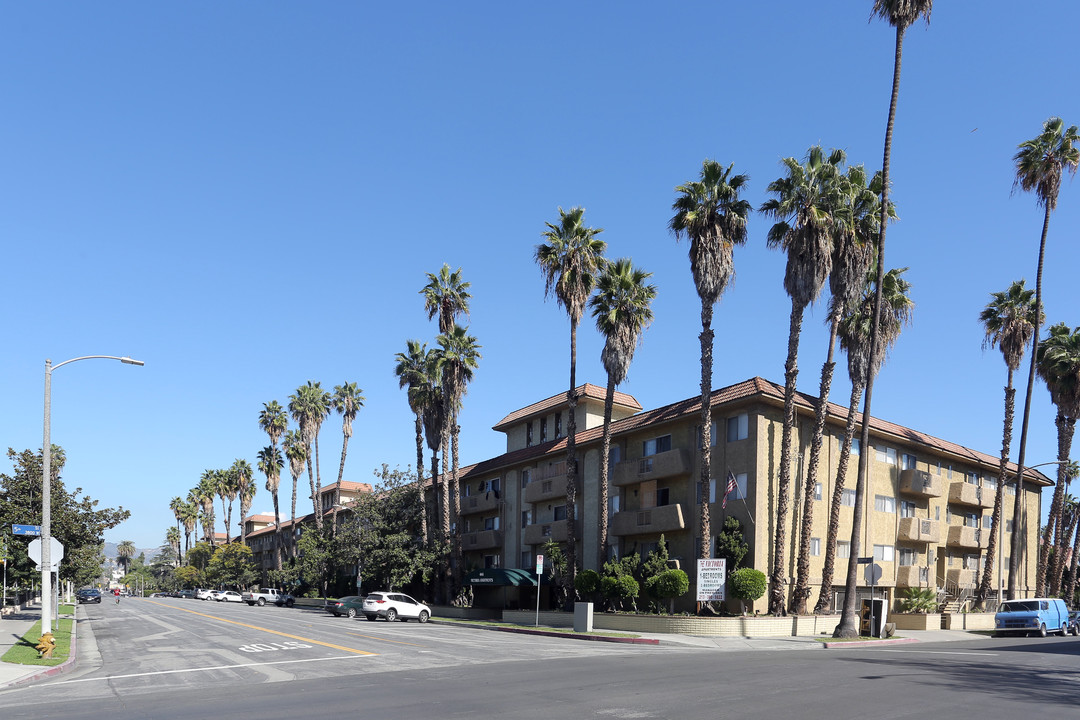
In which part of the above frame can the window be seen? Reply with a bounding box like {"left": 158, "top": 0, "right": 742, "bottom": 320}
{"left": 901, "top": 453, "right": 918, "bottom": 470}
{"left": 526, "top": 422, "right": 533, "bottom": 447}
{"left": 841, "top": 489, "right": 856, "bottom": 507}
{"left": 899, "top": 548, "right": 916, "bottom": 566}
{"left": 935, "top": 505, "right": 941, "bottom": 521}
{"left": 963, "top": 554, "right": 979, "bottom": 571}
{"left": 966, "top": 471, "right": 979, "bottom": 485}
{"left": 521, "top": 469, "right": 530, "bottom": 488}
{"left": 608, "top": 495, "right": 620, "bottom": 517}
{"left": 1006, "top": 519, "right": 1014, "bottom": 532}
{"left": 521, "top": 551, "right": 531, "bottom": 568}
{"left": 851, "top": 438, "right": 860, "bottom": 456}
{"left": 553, "top": 505, "right": 566, "bottom": 521}
{"left": 697, "top": 421, "right": 719, "bottom": 448}
{"left": 483, "top": 554, "right": 500, "bottom": 569}
{"left": 947, "top": 464, "right": 953, "bottom": 479}
{"left": 726, "top": 414, "right": 749, "bottom": 442}
{"left": 814, "top": 483, "right": 822, "bottom": 501}
{"left": 873, "top": 544, "right": 895, "bottom": 562}
{"left": 837, "top": 541, "right": 851, "bottom": 559}
{"left": 874, "top": 495, "right": 896, "bottom": 513}
{"left": 639, "top": 542, "right": 659, "bottom": 559}
{"left": 1007, "top": 483, "right": 1017, "bottom": 496}
{"left": 521, "top": 510, "right": 531, "bottom": 527}
{"left": 874, "top": 445, "right": 897, "bottom": 465}
{"left": 554, "top": 412, "right": 562, "bottom": 440}
{"left": 984, "top": 475, "right": 997, "bottom": 492}
{"left": 643, "top": 435, "right": 672, "bottom": 457}
{"left": 484, "top": 516, "right": 500, "bottom": 531}
{"left": 963, "top": 512, "right": 979, "bottom": 528}
{"left": 900, "top": 500, "right": 916, "bottom": 518}
{"left": 656, "top": 487, "right": 670, "bottom": 507}
{"left": 697, "top": 479, "right": 717, "bottom": 505}
{"left": 984, "top": 515, "right": 993, "bottom": 529}
{"left": 490, "top": 477, "right": 501, "bottom": 493}
{"left": 607, "top": 444, "right": 621, "bottom": 472}
{"left": 946, "top": 507, "right": 952, "bottom": 523}
{"left": 732, "top": 473, "right": 748, "bottom": 501}
{"left": 810, "top": 538, "right": 821, "bottom": 556}
{"left": 540, "top": 418, "right": 548, "bottom": 443}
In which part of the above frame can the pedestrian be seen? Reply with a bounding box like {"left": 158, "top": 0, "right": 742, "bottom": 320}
{"left": 113, "top": 587, "right": 121, "bottom": 604}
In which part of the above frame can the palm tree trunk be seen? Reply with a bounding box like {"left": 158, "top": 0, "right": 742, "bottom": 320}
{"left": 334, "top": 432, "right": 350, "bottom": 536}
{"left": 1055, "top": 506, "right": 1079, "bottom": 598}
{"left": 307, "top": 454, "right": 322, "bottom": 531}
{"left": 314, "top": 436, "right": 324, "bottom": 522}
{"left": 565, "top": 320, "right": 579, "bottom": 603}
{"left": 1008, "top": 202, "right": 1051, "bottom": 599}
{"left": 599, "top": 375, "right": 616, "bottom": 569}
{"left": 220, "top": 498, "right": 230, "bottom": 543}
{"left": 1065, "top": 515, "right": 1080, "bottom": 607}
{"left": 441, "top": 428, "right": 452, "bottom": 603}
{"left": 794, "top": 313, "right": 840, "bottom": 614}
{"left": 770, "top": 301, "right": 805, "bottom": 616}
{"left": 273, "top": 492, "right": 283, "bottom": 572}
{"left": 836, "top": 22, "right": 906, "bottom": 638}
{"left": 290, "top": 472, "right": 299, "bottom": 559}
{"left": 415, "top": 412, "right": 428, "bottom": 544}
{"left": 975, "top": 377, "right": 1015, "bottom": 609}
{"left": 698, "top": 299, "right": 714, "bottom": 565}
{"left": 1039, "top": 416, "right": 1074, "bottom": 596}
{"left": 814, "top": 381, "right": 864, "bottom": 614}
{"left": 452, "top": 417, "right": 463, "bottom": 595}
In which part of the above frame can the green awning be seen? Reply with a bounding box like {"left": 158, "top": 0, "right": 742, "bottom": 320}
{"left": 465, "top": 568, "right": 538, "bottom": 586}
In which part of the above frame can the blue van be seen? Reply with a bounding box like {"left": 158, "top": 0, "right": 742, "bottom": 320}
{"left": 994, "top": 598, "right": 1072, "bottom": 637}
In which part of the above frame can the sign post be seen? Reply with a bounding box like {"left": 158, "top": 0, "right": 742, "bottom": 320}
{"left": 535, "top": 555, "right": 544, "bottom": 627}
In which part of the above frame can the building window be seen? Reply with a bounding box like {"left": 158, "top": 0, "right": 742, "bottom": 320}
{"left": 540, "top": 418, "right": 548, "bottom": 443}
{"left": 484, "top": 554, "right": 500, "bottom": 569}
{"left": 656, "top": 487, "right": 670, "bottom": 507}
{"left": 554, "top": 412, "right": 562, "bottom": 440}
{"left": 935, "top": 505, "right": 941, "bottom": 521}
{"left": 841, "top": 489, "right": 856, "bottom": 507}
{"left": 1006, "top": 519, "right": 1014, "bottom": 532}
{"left": 521, "top": 510, "right": 531, "bottom": 527}
{"left": 966, "top": 471, "right": 979, "bottom": 485}
{"left": 874, "top": 445, "right": 897, "bottom": 465}
{"left": 697, "top": 421, "right": 719, "bottom": 448}
{"left": 521, "top": 551, "right": 532, "bottom": 568}
{"left": 899, "top": 548, "right": 916, "bottom": 566}
{"left": 964, "top": 512, "right": 979, "bottom": 528}
{"left": 984, "top": 515, "right": 993, "bottom": 529}
{"left": 521, "top": 469, "right": 530, "bottom": 488}
{"left": 697, "top": 479, "right": 717, "bottom": 504}
{"left": 984, "top": 475, "right": 997, "bottom": 492}
{"left": 1007, "top": 483, "right": 1016, "bottom": 496}
{"left": 608, "top": 444, "right": 621, "bottom": 472}
{"left": 814, "top": 483, "right": 822, "bottom": 501}
{"left": 643, "top": 435, "right": 672, "bottom": 457}
{"left": 553, "top": 505, "right": 566, "bottom": 522}
{"left": 900, "top": 500, "right": 916, "bottom": 518}
{"left": 484, "top": 516, "right": 500, "bottom": 531}
{"left": 609, "top": 495, "right": 620, "bottom": 517}
{"left": 732, "top": 473, "right": 748, "bottom": 501}
{"left": 963, "top": 554, "right": 979, "bottom": 571}
{"left": 873, "top": 545, "right": 895, "bottom": 562}
{"left": 810, "top": 538, "right": 821, "bottom": 556}
{"left": 946, "top": 507, "right": 952, "bottom": 523}
{"left": 726, "top": 414, "right": 749, "bottom": 442}
{"left": 838, "top": 541, "right": 851, "bottom": 559}
{"left": 947, "top": 464, "right": 953, "bottom": 479}
{"left": 851, "top": 438, "right": 860, "bottom": 456}
{"left": 874, "top": 495, "right": 896, "bottom": 513}
{"left": 526, "top": 422, "right": 533, "bottom": 447}
{"left": 901, "top": 453, "right": 918, "bottom": 470}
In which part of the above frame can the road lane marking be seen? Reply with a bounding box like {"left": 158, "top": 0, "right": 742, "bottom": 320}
{"left": 877, "top": 649, "right": 999, "bottom": 656}
{"left": 343, "top": 631, "right": 427, "bottom": 647}
{"left": 145, "top": 599, "right": 376, "bottom": 655}
{"left": 45, "top": 654, "right": 371, "bottom": 685}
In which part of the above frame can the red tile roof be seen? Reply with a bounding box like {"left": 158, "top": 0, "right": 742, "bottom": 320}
{"left": 492, "top": 383, "right": 642, "bottom": 431}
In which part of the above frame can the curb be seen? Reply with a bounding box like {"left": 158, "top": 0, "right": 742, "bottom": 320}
{"left": 1, "top": 613, "right": 79, "bottom": 690}
{"left": 432, "top": 620, "right": 659, "bottom": 645}
{"left": 822, "top": 636, "right": 918, "bottom": 649}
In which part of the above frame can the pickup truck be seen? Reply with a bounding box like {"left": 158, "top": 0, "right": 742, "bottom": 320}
{"left": 241, "top": 587, "right": 295, "bottom": 607}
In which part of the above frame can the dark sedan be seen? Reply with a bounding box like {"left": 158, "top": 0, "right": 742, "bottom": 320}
{"left": 76, "top": 588, "right": 102, "bottom": 604}
{"left": 326, "top": 595, "right": 365, "bottom": 618}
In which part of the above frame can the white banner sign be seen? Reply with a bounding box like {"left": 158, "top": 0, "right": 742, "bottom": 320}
{"left": 696, "top": 558, "right": 726, "bottom": 602}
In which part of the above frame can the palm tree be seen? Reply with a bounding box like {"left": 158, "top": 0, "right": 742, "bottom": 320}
{"left": 257, "top": 445, "right": 285, "bottom": 570}
{"left": 169, "top": 495, "right": 184, "bottom": 550}
{"left": 761, "top": 145, "right": 846, "bottom": 615}
{"left": 1063, "top": 488, "right": 1080, "bottom": 607}
{"left": 179, "top": 498, "right": 199, "bottom": 559}
{"left": 814, "top": 266, "right": 913, "bottom": 614}
{"left": 421, "top": 263, "right": 472, "bottom": 335}
{"left": 233, "top": 459, "right": 255, "bottom": 545}
{"left": 589, "top": 258, "right": 657, "bottom": 568}
{"left": 258, "top": 400, "right": 288, "bottom": 565}
{"left": 216, "top": 468, "right": 239, "bottom": 544}
{"left": 283, "top": 429, "right": 307, "bottom": 558}
{"left": 289, "top": 381, "right": 332, "bottom": 531}
{"left": 793, "top": 166, "right": 884, "bottom": 615}
{"left": 395, "top": 339, "right": 432, "bottom": 541}
{"left": 165, "top": 527, "right": 182, "bottom": 567}
{"left": 331, "top": 382, "right": 365, "bottom": 526}
{"left": 535, "top": 206, "right": 607, "bottom": 592}
{"left": 417, "top": 350, "right": 448, "bottom": 542}
{"left": 196, "top": 472, "right": 217, "bottom": 547}
{"left": 116, "top": 540, "right": 136, "bottom": 576}
{"left": 1053, "top": 486, "right": 1080, "bottom": 597}
{"left": 670, "top": 160, "right": 751, "bottom": 571}
{"left": 1035, "top": 323, "right": 1080, "bottom": 596}
{"left": 1008, "top": 116, "right": 1079, "bottom": 599}
{"left": 974, "top": 280, "right": 1039, "bottom": 608}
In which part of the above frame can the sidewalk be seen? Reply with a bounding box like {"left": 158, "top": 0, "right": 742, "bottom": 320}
{"left": 0, "top": 601, "right": 78, "bottom": 690}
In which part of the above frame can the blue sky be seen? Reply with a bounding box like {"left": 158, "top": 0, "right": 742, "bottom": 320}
{"left": 2, "top": 2, "right": 1078, "bottom": 551}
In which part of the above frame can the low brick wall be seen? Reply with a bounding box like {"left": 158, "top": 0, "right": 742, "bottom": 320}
{"left": 890, "top": 613, "right": 941, "bottom": 631}
{"left": 500, "top": 610, "right": 842, "bottom": 637}
{"left": 434, "top": 606, "right": 500, "bottom": 620}
{"left": 943, "top": 612, "right": 995, "bottom": 630}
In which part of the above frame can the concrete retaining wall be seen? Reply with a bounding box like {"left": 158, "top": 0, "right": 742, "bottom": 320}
{"left": 943, "top": 612, "right": 995, "bottom": 630}
{"left": 891, "top": 613, "right": 941, "bottom": 631}
{"left": 499, "top": 611, "right": 842, "bottom": 637}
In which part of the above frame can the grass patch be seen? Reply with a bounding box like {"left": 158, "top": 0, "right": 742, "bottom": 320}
{"left": 434, "top": 616, "right": 639, "bottom": 638}
{"left": 0, "top": 618, "right": 73, "bottom": 666}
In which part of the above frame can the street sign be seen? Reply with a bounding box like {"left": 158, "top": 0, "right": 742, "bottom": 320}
{"left": 856, "top": 556, "right": 873, "bottom": 564}
{"left": 536, "top": 555, "right": 544, "bottom": 575}
{"left": 864, "top": 562, "right": 883, "bottom": 585}
{"left": 13, "top": 524, "right": 42, "bottom": 536}
{"left": 696, "top": 558, "right": 727, "bottom": 602}
{"left": 28, "top": 537, "right": 64, "bottom": 569}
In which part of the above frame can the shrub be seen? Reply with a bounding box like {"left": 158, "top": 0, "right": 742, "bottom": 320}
{"left": 730, "top": 568, "right": 766, "bottom": 615}
{"left": 601, "top": 574, "right": 639, "bottom": 611}
{"left": 899, "top": 587, "right": 938, "bottom": 613}
{"left": 574, "top": 569, "right": 601, "bottom": 603}
{"left": 645, "top": 569, "right": 689, "bottom": 614}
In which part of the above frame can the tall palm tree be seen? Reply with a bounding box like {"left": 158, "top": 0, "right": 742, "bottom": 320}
{"left": 418, "top": 350, "right": 448, "bottom": 542}
{"left": 196, "top": 472, "right": 218, "bottom": 547}
{"left": 283, "top": 429, "right": 307, "bottom": 557}
{"left": 1053, "top": 485, "right": 1080, "bottom": 597}
{"left": 179, "top": 498, "right": 199, "bottom": 558}
{"left": 216, "top": 468, "right": 239, "bottom": 544}
{"left": 589, "top": 258, "right": 657, "bottom": 568}
{"left": 258, "top": 400, "right": 288, "bottom": 565}
{"left": 233, "top": 458, "right": 255, "bottom": 545}
{"left": 257, "top": 445, "right": 285, "bottom": 570}
{"left": 1035, "top": 323, "right": 1080, "bottom": 596}
{"left": 535, "top": 206, "right": 607, "bottom": 592}
{"left": 761, "top": 145, "right": 846, "bottom": 615}
{"left": 331, "top": 382, "right": 365, "bottom": 525}
{"left": 165, "top": 527, "right": 182, "bottom": 567}
{"left": 814, "top": 266, "right": 913, "bottom": 614}
{"left": 1008, "top": 116, "right": 1079, "bottom": 598}
{"left": 116, "top": 540, "right": 136, "bottom": 575}
{"left": 169, "top": 495, "right": 184, "bottom": 550}
{"left": 289, "top": 381, "right": 332, "bottom": 530}
{"left": 422, "top": 263, "right": 472, "bottom": 335}
{"left": 670, "top": 160, "right": 751, "bottom": 571}
{"left": 1063, "top": 487, "right": 1080, "bottom": 607}
{"left": 793, "top": 166, "right": 884, "bottom": 615}
{"left": 974, "top": 280, "right": 1039, "bottom": 608}
{"left": 395, "top": 339, "right": 432, "bottom": 542}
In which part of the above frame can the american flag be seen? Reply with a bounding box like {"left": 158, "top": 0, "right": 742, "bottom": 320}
{"left": 722, "top": 471, "right": 738, "bottom": 509}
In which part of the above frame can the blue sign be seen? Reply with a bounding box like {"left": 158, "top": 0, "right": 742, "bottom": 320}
{"left": 13, "top": 525, "right": 42, "bottom": 536}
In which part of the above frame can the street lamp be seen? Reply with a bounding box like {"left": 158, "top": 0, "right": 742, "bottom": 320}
{"left": 998, "top": 459, "right": 1072, "bottom": 604}
{"left": 41, "top": 355, "right": 143, "bottom": 632}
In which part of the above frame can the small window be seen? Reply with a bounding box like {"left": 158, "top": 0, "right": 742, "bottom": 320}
{"left": 900, "top": 500, "right": 916, "bottom": 518}
{"left": 484, "top": 554, "right": 500, "bottom": 569}
{"left": 874, "top": 495, "right": 896, "bottom": 513}
{"left": 484, "top": 516, "right": 500, "bottom": 531}
{"left": 608, "top": 495, "right": 620, "bottom": 517}
{"left": 656, "top": 487, "right": 670, "bottom": 507}
{"left": 540, "top": 418, "right": 548, "bottom": 443}
{"left": 873, "top": 544, "right": 895, "bottom": 562}
{"left": 697, "top": 421, "right": 719, "bottom": 448}
{"left": 837, "top": 541, "right": 851, "bottom": 559}
{"left": 964, "top": 554, "right": 979, "bottom": 571}
{"left": 935, "top": 505, "right": 941, "bottom": 521}
{"left": 901, "top": 453, "right": 918, "bottom": 470}
{"left": 726, "top": 414, "right": 749, "bottom": 442}
{"left": 841, "top": 489, "right": 856, "bottom": 507}
{"left": 875, "top": 445, "right": 897, "bottom": 465}
{"left": 521, "top": 510, "right": 531, "bottom": 527}
{"left": 1007, "top": 483, "right": 1017, "bottom": 496}
{"left": 898, "top": 548, "right": 916, "bottom": 566}
{"left": 553, "top": 505, "right": 566, "bottom": 521}
{"left": 608, "top": 444, "right": 621, "bottom": 472}
{"left": 642, "top": 435, "right": 672, "bottom": 457}
{"left": 554, "top": 412, "right": 562, "bottom": 440}
{"left": 521, "top": 469, "right": 530, "bottom": 488}
{"left": 697, "top": 479, "right": 717, "bottom": 505}
{"left": 526, "top": 422, "right": 533, "bottom": 447}
{"left": 732, "top": 473, "right": 748, "bottom": 501}
{"left": 814, "top": 483, "right": 822, "bottom": 501}
{"left": 984, "top": 475, "right": 997, "bottom": 492}
{"left": 810, "top": 537, "right": 821, "bottom": 556}
{"left": 1006, "top": 519, "right": 1014, "bottom": 532}
{"left": 966, "top": 471, "right": 979, "bottom": 486}
{"left": 964, "top": 512, "right": 979, "bottom": 528}
{"left": 851, "top": 438, "right": 861, "bottom": 456}
{"left": 490, "top": 477, "right": 501, "bottom": 493}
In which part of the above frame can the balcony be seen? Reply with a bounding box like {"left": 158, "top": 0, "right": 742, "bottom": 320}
{"left": 462, "top": 529, "right": 502, "bottom": 551}
{"left": 524, "top": 519, "right": 569, "bottom": 546}
{"left": 946, "top": 568, "right": 976, "bottom": 588}
{"left": 524, "top": 477, "right": 567, "bottom": 504}
{"left": 532, "top": 461, "right": 567, "bottom": 482}
{"left": 610, "top": 503, "right": 686, "bottom": 537}
{"left": 896, "top": 565, "right": 931, "bottom": 588}
{"left": 897, "top": 517, "right": 941, "bottom": 544}
{"left": 947, "top": 525, "right": 989, "bottom": 550}
{"left": 948, "top": 482, "right": 993, "bottom": 509}
{"left": 459, "top": 492, "right": 501, "bottom": 516}
{"left": 898, "top": 469, "right": 943, "bottom": 498}
{"left": 612, "top": 448, "right": 691, "bottom": 487}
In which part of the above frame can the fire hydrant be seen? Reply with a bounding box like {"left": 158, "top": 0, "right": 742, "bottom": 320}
{"left": 36, "top": 632, "right": 56, "bottom": 659}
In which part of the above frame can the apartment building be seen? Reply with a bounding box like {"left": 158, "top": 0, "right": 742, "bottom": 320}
{"left": 454, "top": 377, "right": 1050, "bottom": 613}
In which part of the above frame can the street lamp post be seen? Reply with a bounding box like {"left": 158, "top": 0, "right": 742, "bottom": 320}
{"left": 41, "top": 355, "right": 143, "bottom": 632}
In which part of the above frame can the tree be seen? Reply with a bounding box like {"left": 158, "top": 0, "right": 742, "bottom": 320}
{"left": 761, "top": 145, "right": 846, "bottom": 615}
{"left": 173, "top": 564, "right": 203, "bottom": 589}
{"left": 815, "top": 266, "right": 913, "bottom": 614}
{"left": 186, "top": 541, "right": 213, "bottom": 573}
{"left": 1035, "top": 324, "right": 1080, "bottom": 596}
{"left": 165, "top": 527, "right": 182, "bottom": 567}
{"left": 116, "top": 540, "right": 136, "bottom": 576}
{"left": 589, "top": 257, "right": 657, "bottom": 566}
{"left": 259, "top": 400, "right": 288, "bottom": 564}
{"left": 257, "top": 445, "right": 285, "bottom": 570}
{"left": 178, "top": 499, "right": 198, "bottom": 559}
{"left": 214, "top": 468, "right": 238, "bottom": 544}
{"left": 169, "top": 495, "right": 184, "bottom": 552}
{"left": 295, "top": 525, "right": 333, "bottom": 598}
{"left": 289, "top": 381, "right": 332, "bottom": 531}
{"left": 715, "top": 516, "right": 749, "bottom": 570}
{"left": 422, "top": 263, "right": 472, "bottom": 335}
{"left": 232, "top": 459, "right": 255, "bottom": 545}
{"left": 1008, "top": 116, "right": 1079, "bottom": 599}
{"left": 535, "top": 206, "right": 607, "bottom": 596}
{"left": 283, "top": 429, "right": 307, "bottom": 554}
{"left": 395, "top": 339, "right": 432, "bottom": 543}
{"left": 331, "top": 381, "right": 365, "bottom": 528}
{"left": 195, "top": 471, "right": 218, "bottom": 547}
{"left": 670, "top": 161, "right": 751, "bottom": 569}
{"left": 974, "top": 280, "right": 1040, "bottom": 608}
{"left": 205, "top": 543, "right": 259, "bottom": 590}
{"left": 730, "top": 568, "right": 767, "bottom": 615}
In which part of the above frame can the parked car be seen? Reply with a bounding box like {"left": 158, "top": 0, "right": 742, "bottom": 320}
{"left": 241, "top": 587, "right": 296, "bottom": 607}
{"left": 362, "top": 592, "right": 431, "bottom": 622}
{"left": 208, "top": 590, "right": 226, "bottom": 601}
{"left": 196, "top": 589, "right": 215, "bottom": 600}
{"left": 176, "top": 589, "right": 197, "bottom": 599}
{"left": 1068, "top": 610, "right": 1080, "bottom": 636}
{"left": 218, "top": 591, "right": 244, "bottom": 603}
{"left": 76, "top": 588, "right": 102, "bottom": 604}
{"left": 995, "top": 598, "right": 1071, "bottom": 637}
{"left": 326, "top": 595, "right": 365, "bottom": 618}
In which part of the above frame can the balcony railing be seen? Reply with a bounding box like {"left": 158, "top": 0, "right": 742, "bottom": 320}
{"left": 523, "top": 477, "right": 567, "bottom": 504}
{"left": 945, "top": 568, "right": 976, "bottom": 588}
{"left": 462, "top": 529, "right": 503, "bottom": 551}
{"left": 897, "top": 517, "right": 941, "bottom": 544}
{"left": 896, "top": 565, "right": 931, "bottom": 588}
{"left": 532, "top": 461, "right": 567, "bottom": 482}
{"left": 898, "top": 469, "right": 943, "bottom": 498}
{"left": 610, "top": 503, "right": 686, "bottom": 537}
{"left": 523, "top": 519, "right": 570, "bottom": 546}
{"left": 459, "top": 491, "right": 501, "bottom": 515}
{"left": 612, "top": 448, "right": 691, "bottom": 487}
{"left": 946, "top": 525, "right": 989, "bottom": 549}
{"left": 948, "top": 482, "right": 993, "bottom": 508}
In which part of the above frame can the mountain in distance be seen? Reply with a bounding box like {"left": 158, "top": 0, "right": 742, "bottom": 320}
{"left": 102, "top": 541, "right": 167, "bottom": 561}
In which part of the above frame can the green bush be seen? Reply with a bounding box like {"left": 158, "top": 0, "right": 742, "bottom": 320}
{"left": 574, "top": 569, "right": 601, "bottom": 602}
{"left": 601, "top": 574, "right": 639, "bottom": 611}
{"left": 645, "top": 568, "right": 689, "bottom": 613}
{"left": 899, "top": 587, "right": 937, "bottom": 613}
{"left": 730, "top": 568, "right": 766, "bottom": 614}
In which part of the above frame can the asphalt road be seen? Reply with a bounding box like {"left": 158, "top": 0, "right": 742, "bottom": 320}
{"left": 3, "top": 598, "right": 1079, "bottom": 719}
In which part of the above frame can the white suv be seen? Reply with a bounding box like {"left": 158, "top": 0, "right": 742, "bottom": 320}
{"left": 362, "top": 592, "right": 431, "bottom": 623}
